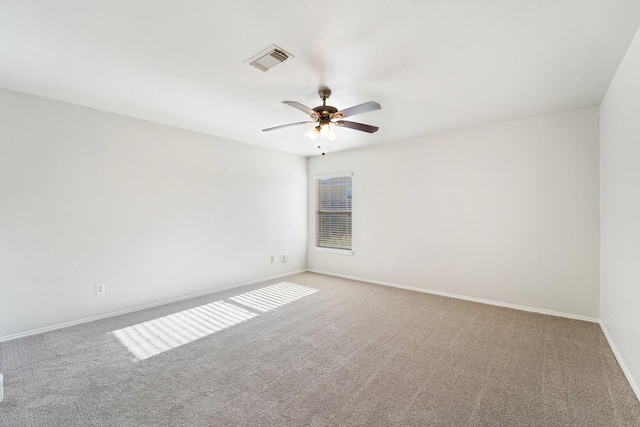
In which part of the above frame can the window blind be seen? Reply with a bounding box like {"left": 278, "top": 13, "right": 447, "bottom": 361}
{"left": 316, "top": 175, "right": 352, "bottom": 250}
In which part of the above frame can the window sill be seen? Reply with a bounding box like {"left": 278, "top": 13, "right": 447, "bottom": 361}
{"left": 315, "top": 247, "right": 354, "bottom": 256}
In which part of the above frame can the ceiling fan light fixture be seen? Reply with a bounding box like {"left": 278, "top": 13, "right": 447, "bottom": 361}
{"left": 320, "top": 121, "right": 331, "bottom": 137}
{"left": 306, "top": 126, "right": 320, "bottom": 141}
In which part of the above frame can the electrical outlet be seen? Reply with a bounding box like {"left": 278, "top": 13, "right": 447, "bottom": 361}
{"left": 96, "top": 283, "right": 106, "bottom": 295}
{"left": 389, "top": 261, "right": 395, "bottom": 269}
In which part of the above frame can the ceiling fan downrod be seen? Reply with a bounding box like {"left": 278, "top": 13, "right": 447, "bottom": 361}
{"left": 318, "top": 89, "right": 331, "bottom": 106}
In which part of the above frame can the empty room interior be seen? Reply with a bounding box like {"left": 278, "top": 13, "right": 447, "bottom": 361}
{"left": 1, "top": 1, "right": 640, "bottom": 425}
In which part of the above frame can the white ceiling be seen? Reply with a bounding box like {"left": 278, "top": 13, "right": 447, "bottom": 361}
{"left": 2, "top": 1, "right": 639, "bottom": 157}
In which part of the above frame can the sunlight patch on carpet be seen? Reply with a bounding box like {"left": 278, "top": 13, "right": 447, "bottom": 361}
{"left": 230, "top": 281, "right": 318, "bottom": 312}
{"left": 111, "top": 282, "right": 318, "bottom": 360}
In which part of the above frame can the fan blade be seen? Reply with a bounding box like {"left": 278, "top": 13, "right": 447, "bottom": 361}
{"left": 262, "top": 121, "right": 315, "bottom": 132}
{"left": 282, "top": 101, "right": 317, "bottom": 117}
{"left": 335, "top": 120, "right": 379, "bottom": 133}
{"left": 334, "top": 101, "right": 381, "bottom": 119}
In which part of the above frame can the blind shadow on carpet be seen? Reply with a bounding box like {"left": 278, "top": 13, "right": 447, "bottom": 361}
{"left": 111, "top": 282, "right": 318, "bottom": 360}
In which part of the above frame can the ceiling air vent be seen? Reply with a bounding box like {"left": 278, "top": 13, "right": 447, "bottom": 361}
{"left": 246, "top": 45, "right": 293, "bottom": 72}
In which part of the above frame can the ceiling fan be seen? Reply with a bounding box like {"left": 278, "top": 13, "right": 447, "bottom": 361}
{"left": 262, "top": 89, "right": 381, "bottom": 142}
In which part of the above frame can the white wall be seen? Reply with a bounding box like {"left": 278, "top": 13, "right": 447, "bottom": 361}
{"left": 0, "top": 89, "right": 307, "bottom": 340}
{"left": 309, "top": 108, "right": 600, "bottom": 319}
{"left": 600, "top": 26, "right": 640, "bottom": 398}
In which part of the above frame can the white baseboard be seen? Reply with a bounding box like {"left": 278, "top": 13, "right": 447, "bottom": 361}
{"left": 306, "top": 269, "right": 600, "bottom": 323}
{"left": 599, "top": 322, "right": 640, "bottom": 403}
{"left": 0, "top": 269, "right": 307, "bottom": 343}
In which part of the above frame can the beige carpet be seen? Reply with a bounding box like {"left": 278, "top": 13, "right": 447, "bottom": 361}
{"left": 1, "top": 272, "right": 639, "bottom": 426}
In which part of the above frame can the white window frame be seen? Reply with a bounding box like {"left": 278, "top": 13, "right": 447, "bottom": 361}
{"left": 315, "top": 172, "right": 354, "bottom": 255}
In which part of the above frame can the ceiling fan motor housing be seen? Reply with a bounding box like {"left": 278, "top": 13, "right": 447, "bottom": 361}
{"left": 313, "top": 105, "right": 339, "bottom": 119}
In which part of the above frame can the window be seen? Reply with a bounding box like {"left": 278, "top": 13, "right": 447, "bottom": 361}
{"left": 316, "top": 174, "right": 352, "bottom": 251}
